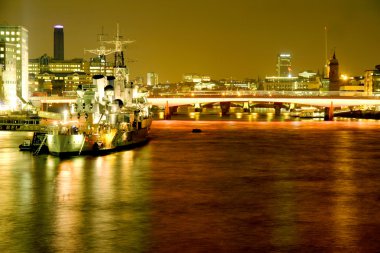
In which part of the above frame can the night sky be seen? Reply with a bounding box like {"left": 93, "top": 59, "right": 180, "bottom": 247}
{"left": 1, "top": 0, "right": 380, "bottom": 82}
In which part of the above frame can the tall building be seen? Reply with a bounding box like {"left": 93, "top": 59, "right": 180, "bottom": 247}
{"left": 0, "top": 25, "right": 29, "bottom": 104}
{"left": 277, "top": 53, "right": 292, "bottom": 77}
{"left": 54, "top": 25, "right": 64, "bottom": 60}
{"left": 147, "top": 72, "right": 158, "bottom": 86}
{"left": 0, "top": 41, "right": 17, "bottom": 107}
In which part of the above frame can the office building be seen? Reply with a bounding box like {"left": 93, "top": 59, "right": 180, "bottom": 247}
{"left": 29, "top": 54, "right": 89, "bottom": 95}
{"left": 147, "top": 72, "right": 159, "bottom": 86}
{"left": 183, "top": 73, "right": 210, "bottom": 83}
{"left": 0, "top": 25, "right": 29, "bottom": 104}
{"left": 0, "top": 41, "right": 17, "bottom": 107}
{"left": 87, "top": 55, "right": 114, "bottom": 76}
{"left": 364, "top": 66, "right": 380, "bottom": 94}
{"left": 277, "top": 53, "right": 292, "bottom": 77}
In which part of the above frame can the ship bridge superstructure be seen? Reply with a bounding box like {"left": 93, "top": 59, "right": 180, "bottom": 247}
{"left": 85, "top": 24, "right": 135, "bottom": 106}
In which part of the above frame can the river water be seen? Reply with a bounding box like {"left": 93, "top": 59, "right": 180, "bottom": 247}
{"left": 1, "top": 115, "right": 380, "bottom": 252}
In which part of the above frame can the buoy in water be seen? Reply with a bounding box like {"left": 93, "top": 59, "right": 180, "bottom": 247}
{"left": 192, "top": 128, "right": 202, "bottom": 133}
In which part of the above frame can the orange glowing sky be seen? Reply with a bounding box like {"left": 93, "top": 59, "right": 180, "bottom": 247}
{"left": 1, "top": 0, "right": 380, "bottom": 82}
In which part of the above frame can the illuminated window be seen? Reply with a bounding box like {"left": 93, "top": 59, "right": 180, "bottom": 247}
{"left": 6, "top": 31, "right": 9, "bottom": 35}
{"left": 11, "top": 31, "right": 15, "bottom": 35}
{"left": 0, "top": 31, "right": 4, "bottom": 35}
{"left": 0, "top": 54, "right": 4, "bottom": 58}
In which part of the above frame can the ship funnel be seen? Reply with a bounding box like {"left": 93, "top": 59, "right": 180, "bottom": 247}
{"left": 93, "top": 75, "right": 106, "bottom": 101}
{"left": 107, "top": 76, "right": 115, "bottom": 87}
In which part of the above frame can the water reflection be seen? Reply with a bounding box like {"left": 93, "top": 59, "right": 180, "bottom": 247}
{"left": 1, "top": 120, "right": 380, "bottom": 252}
{"left": 0, "top": 140, "right": 150, "bottom": 252}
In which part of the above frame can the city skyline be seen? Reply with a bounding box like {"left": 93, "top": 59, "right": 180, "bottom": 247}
{"left": 1, "top": 0, "right": 380, "bottom": 82}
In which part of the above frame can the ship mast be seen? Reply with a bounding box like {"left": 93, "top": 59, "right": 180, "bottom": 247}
{"left": 102, "top": 24, "right": 135, "bottom": 104}
{"left": 85, "top": 27, "right": 114, "bottom": 75}
{"left": 103, "top": 23, "right": 134, "bottom": 68}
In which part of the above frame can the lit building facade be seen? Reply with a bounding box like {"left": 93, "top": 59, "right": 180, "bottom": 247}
{"left": 183, "top": 73, "right": 211, "bottom": 83}
{"left": 263, "top": 72, "right": 321, "bottom": 91}
{"left": 0, "top": 25, "right": 29, "bottom": 103}
{"left": 0, "top": 41, "right": 17, "bottom": 108}
{"left": 364, "top": 67, "right": 380, "bottom": 94}
{"left": 277, "top": 53, "right": 292, "bottom": 77}
{"left": 29, "top": 54, "right": 90, "bottom": 95}
{"left": 87, "top": 56, "right": 114, "bottom": 76}
{"left": 147, "top": 72, "right": 158, "bottom": 86}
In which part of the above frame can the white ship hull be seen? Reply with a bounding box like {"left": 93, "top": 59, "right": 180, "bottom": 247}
{"left": 47, "top": 134, "right": 85, "bottom": 155}
{"left": 47, "top": 121, "right": 151, "bottom": 156}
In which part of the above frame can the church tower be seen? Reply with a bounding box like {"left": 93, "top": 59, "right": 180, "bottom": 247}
{"left": 329, "top": 51, "right": 340, "bottom": 91}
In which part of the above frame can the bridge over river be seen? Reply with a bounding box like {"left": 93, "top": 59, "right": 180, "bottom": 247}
{"left": 148, "top": 90, "right": 380, "bottom": 108}
{"left": 30, "top": 90, "right": 380, "bottom": 120}
{"left": 33, "top": 90, "right": 380, "bottom": 107}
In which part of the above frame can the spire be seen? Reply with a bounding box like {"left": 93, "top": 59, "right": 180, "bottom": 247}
{"left": 329, "top": 50, "right": 338, "bottom": 65}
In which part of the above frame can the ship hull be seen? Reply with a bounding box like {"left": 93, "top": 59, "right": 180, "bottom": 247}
{"left": 47, "top": 127, "right": 150, "bottom": 157}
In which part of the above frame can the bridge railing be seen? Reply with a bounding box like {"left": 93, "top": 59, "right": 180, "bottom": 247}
{"left": 150, "top": 90, "right": 380, "bottom": 98}
{"left": 31, "top": 91, "right": 380, "bottom": 106}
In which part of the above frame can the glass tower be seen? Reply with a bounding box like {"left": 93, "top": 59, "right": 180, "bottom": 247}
{"left": 277, "top": 53, "right": 292, "bottom": 77}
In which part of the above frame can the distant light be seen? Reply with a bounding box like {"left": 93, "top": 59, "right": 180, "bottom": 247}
{"left": 340, "top": 74, "right": 349, "bottom": 81}
{"left": 54, "top": 25, "right": 64, "bottom": 28}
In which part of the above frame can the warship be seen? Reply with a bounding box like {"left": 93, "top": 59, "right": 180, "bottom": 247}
{"left": 46, "top": 26, "right": 152, "bottom": 156}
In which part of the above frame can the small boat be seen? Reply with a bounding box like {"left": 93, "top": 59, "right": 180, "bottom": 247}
{"left": 19, "top": 139, "right": 32, "bottom": 151}
{"left": 290, "top": 107, "right": 324, "bottom": 118}
{"left": 192, "top": 128, "right": 202, "bottom": 133}
{"left": 19, "top": 132, "right": 49, "bottom": 154}
{"left": 299, "top": 110, "right": 324, "bottom": 118}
